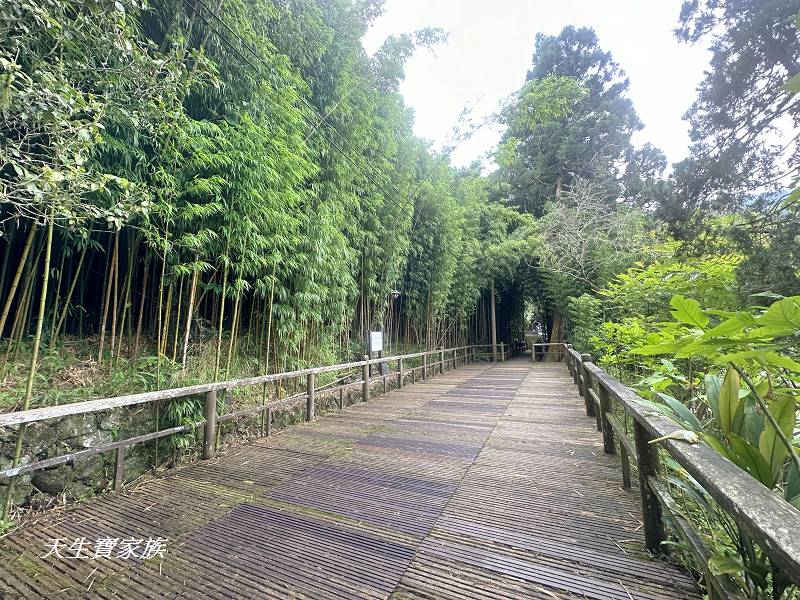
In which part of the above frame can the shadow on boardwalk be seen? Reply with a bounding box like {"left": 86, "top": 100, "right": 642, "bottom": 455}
{"left": 0, "top": 358, "right": 698, "bottom": 599}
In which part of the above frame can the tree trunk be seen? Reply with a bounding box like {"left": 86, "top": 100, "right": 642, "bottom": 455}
{"left": 546, "top": 309, "right": 564, "bottom": 362}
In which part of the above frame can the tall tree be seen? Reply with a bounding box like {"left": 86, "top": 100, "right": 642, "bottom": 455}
{"left": 659, "top": 0, "right": 800, "bottom": 296}
{"left": 498, "top": 26, "right": 664, "bottom": 216}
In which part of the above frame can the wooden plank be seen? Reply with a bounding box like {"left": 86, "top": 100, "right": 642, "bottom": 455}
{"left": 0, "top": 358, "right": 699, "bottom": 600}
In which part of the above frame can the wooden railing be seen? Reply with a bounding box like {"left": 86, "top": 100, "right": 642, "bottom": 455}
{"left": 562, "top": 345, "right": 800, "bottom": 597}
{"left": 474, "top": 342, "right": 518, "bottom": 361}
{"left": 0, "top": 344, "right": 478, "bottom": 507}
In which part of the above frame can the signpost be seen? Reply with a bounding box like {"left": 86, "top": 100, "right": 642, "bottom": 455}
{"left": 368, "top": 331, "right": 387, "bottom": 376}
{"left": 369, "top": 331, "right": 383, "bottom": 353}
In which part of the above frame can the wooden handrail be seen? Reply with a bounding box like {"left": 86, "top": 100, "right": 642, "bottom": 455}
{"left": 565, "top": 350, "right": 800, "bottom": 587}
{"left": 0, "top": 345, "right": 474, "bottom": 428}
{"left": 0, "top": 344, "right": 476, "bottom": 496}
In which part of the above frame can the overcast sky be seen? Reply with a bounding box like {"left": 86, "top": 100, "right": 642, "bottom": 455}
{"left": 362, "top": 0, "right": 711, "bottom": 169}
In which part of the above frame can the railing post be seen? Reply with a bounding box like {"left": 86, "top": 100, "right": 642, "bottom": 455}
{"left": 576, "top": 356, "right": 586, "bottom": 396}
{"left": 500, "top": 342, "right": 505, "bottom": 362}
{"left": 203, "top": 389, "right": 217, "bottom": 460}
{"left": 306, "top": 373, "right": 315, "bottom": 421}
{"left": 398, "top": 357, "right": 403, "bottom": 388}
{"left": 422, "top": 354, "right": 427, "bottom": 379}
{"left": 362, "top": 356, "right": 370, "bottom": 402}
{"left": 570, "top": 351, "right": 578, "bottom": 384}
{"left": 634, "top": 420, "right": 666, "bottom": 553}
{"left": 440, "top": 348, "right": 445, "bottom": 374}
{"left": 114, "top": 446, "right": 125, "bottom": 491}
{"left": 580, "top": 354, "right": 595, "bottom": 417}
{"left": 597, "top": 383, "right": 616, "bottom": 455}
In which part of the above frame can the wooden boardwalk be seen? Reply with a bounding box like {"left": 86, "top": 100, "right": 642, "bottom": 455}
{"left": 0, "top": 358, "right": 698, "bottom": 599}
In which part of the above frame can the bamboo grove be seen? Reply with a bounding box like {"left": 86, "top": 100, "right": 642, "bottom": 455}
{"left": 0, "top": 0, "right": 532, "bottom": 406}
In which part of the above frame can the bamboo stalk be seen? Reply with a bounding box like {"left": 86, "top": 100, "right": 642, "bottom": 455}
{"left": 225, "top": 290, "right": 241, "bottom": 377}
{"left": 171, "top": 277, "right": 183, "bottom": 361}
{"left": 2, "top": 211, "right": 54, "bottom": 520}
{"left": 0, "top": 222, "right": 38, "bottom": 339}
{"left": 50, "top": 240, "right": 88, "bottom": 348}
{"left": 214, "top": 261, "right": 229, "bottom": 381}
{"left": 97, "top": 232, "right": 116, "bottom": 366}
{"left": 180, "top": 267, "right": 198, "bottom": 369}
{"left": 133, "top": 256, "right": 150, "bottom": 357}
{"left": 109, "top": 230, "right": 120, "bottom": 366}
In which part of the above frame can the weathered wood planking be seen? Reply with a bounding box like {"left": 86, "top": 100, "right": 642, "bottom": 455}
{"left": 0, "top": 358, "right": 698, "bottom": 599}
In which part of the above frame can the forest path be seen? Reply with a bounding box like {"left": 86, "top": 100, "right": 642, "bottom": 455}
{"left": 0, "top": 358, "right": 698, "bottom": 599}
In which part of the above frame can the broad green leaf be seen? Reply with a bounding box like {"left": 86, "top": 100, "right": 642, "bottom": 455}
{"left": 758, "top": 397, "right": 796, "bottom": 479}
{"left": 787, "top": 461, "right": 800, "bottom": 509}
{"left": 719, "top": 368, "right": 740, "bottom": 435}
{"left": 701, "top": 312, "right": 755, "bottom": 339}
{"left": 741, "top": 396, "right": 763, "bottom": 446}
{"left": 708, "top": 553, "right": 745, "bottom": 576}
{"left": 670, "top": 294, "right": 709, "bottom": 329}
{"left": 703, "top": 433, "right": 731, "bottom": 459}
{"left": 754, "top": 296, "right": 800, "bottom": 337}
{"left": 656, "top": 393, "right": 703, "bottom": 432}
{"left": 704, "top": 374, "right": 722, "bottom": 424}
{"left": 727, "top": 434, "right": 775, "bottom": 488}
{"left": 716, "top": 350, "right": 800, "bottom": 372}
{"left": 631, "top": 342, "right": 679, "bottom": 356}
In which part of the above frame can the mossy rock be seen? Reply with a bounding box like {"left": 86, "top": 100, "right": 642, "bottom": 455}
{"left": 19, "top": 422, "right": 60, "bottom": 458}
{"left": 122, "top": 446, "right": 153, "bottom": 483}
{"left": 0, "top": 474, "right": 33, "bottom": 506}
{"left": 32, "top": 465, "right": 74, "bottom": 495}
{"left": 73, "top": 428, "right": 114, "bottom": 450}
{"left": 56, "top": 414, "right": 95, "bottom": 439}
